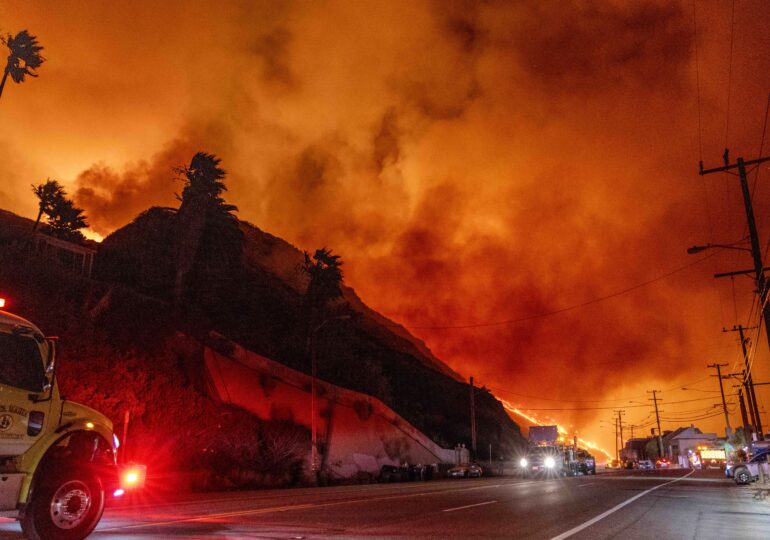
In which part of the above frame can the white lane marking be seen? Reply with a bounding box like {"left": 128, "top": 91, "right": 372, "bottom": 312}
{"left": 443, "top": 500, "right": 498, "bottom": 513}
{"left": 98, "top": 482, "right": 513, "bottom": 532}
{"left": 550, "top": 470, "right": 695, "bottom": 540}
{"left": 595, "top": 475, "right": 727, "bottom": 483}
{"left": 577, "top": 483, "right": 594, "bottom": 487}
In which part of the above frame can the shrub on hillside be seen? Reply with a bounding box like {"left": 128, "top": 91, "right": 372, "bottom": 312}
{"left": 57, "top": 339, "right": 309, "bottom": 489}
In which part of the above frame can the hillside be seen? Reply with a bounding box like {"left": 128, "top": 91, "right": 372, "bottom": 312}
{"left": 0, "top": 206, "right": 526, "bottom": 477}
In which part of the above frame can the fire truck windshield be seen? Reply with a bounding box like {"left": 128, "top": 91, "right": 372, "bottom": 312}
{"left": 0, "top": 331, "right": 45, "bottom": 392}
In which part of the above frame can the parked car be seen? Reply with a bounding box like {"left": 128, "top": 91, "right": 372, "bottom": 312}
{"left": 656, "top": 458, "right": 671, "bottom": 469}
{"left": 378, "top": 465, "right": 406, "bottom": 482}
{"left": 447, "top": 463, "right": 483, "bottom": 478}
{"left": 636, "top": 460, "right": 654, "bottom": 470}
{"left": 733, "top": 450, "right": 770, "bottom": 485}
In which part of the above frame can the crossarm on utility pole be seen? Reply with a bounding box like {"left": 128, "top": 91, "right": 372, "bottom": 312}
{"left": 699, "top": 155, "right": 770, "bottom": 175}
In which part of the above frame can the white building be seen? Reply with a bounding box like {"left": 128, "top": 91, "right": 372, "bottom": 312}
{"left": 663, "top": 426, "right": 719, "bottom": 467}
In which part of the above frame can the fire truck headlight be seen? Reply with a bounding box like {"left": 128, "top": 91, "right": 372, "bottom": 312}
{"left": 545, "top": 457, "right": 556, "bottom": 469}
{"left": 519, "top": 458, "right": 528, "bottom": 468}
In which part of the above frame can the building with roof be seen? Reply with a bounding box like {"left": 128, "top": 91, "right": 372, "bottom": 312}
{"left": 662, "top": 426, "right": 719, "bottom": 467}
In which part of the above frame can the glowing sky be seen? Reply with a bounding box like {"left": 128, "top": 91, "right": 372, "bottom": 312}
{"left": 2, "top": 0, "right": 770, "bottom": 454}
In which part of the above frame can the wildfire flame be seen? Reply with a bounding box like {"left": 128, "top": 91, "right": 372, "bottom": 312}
{"left": 501, "top": 398, "right": 613, "bottom": 460}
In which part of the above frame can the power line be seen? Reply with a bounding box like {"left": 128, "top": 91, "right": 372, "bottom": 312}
{"left": 485, "top": 375, "right": 724, "bottom": 407}
{"left": 724, "top": 0, "right": 736, "bottom": 148}
{"left": 661, "top": 411, "right": 724, "bottom": 423}
{"left": 691, "top": 0, "right": 703, "bottom": 162}
{"left": 399, "top": 253, "right": 718, "bottom": 330}
{"left": 511, "top": 394, "right": 738, "bottom": 412}
{"left": 486, "top": 375, "right": 719, "bottom": 405}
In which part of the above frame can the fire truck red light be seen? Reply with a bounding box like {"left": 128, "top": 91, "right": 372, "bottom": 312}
{"left": 124, "top": 471, "right": 139, "bottom": 485}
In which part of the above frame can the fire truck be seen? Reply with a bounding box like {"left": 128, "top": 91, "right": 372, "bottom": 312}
{"left": 693, "top": 445, "right": 727, "bottom": 470}
{"left": 517, "top": 426, "right": 596, "bottom": 477}
{"left": 0, "top": 307, "right": 145, "bottom": 539}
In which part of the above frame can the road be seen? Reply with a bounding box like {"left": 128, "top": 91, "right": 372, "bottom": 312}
{"left": 2, "top": 469, "right": 769, "bottom": 539}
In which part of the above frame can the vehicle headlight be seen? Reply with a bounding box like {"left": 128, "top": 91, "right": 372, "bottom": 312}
{"left": 519, "top": 458, "right": 528, "bottom": 467}
{"left": 545, "top": 456, "right": 556, "bottom": 468}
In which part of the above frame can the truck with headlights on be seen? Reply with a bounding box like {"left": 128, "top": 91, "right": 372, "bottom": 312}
{"left": 0, "top": 308, "right": 145, "bottom": 539}
{"left": 517, "top": 426, "right": 595, "bottom": 477}
{"left": 517, "top": 445, "right": 565, "bottom": 477}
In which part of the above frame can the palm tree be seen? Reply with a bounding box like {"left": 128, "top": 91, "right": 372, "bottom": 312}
{"left": 301, "top": 248, "right": 344, "bottom": 313}
{"left": 47, "top": 196, "right": 88, "bottom": 242}
{"left": 173, "top": 152, "right": 240, "bottom": 302}
{"left": 31, "top": 178, "right": 64, "bottom": 231}
{"left": 0, "top": 30, "right": 45, "bottom": 100}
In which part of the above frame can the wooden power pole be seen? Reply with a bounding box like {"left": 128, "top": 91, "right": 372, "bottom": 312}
{"left": 707, "top": 363, "right": 732, "bottom": 438}
{"left": 700, "top": 153, "right": 770, "bottom": 354}
{"left": 469, "top": 376, "right": 477, "bottom": 461}
{"left": 648, "top": 390, "right": 664, "bottom": 458}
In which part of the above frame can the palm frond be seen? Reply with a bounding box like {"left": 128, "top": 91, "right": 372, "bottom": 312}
{"left": 3, "top": 30, "right": 45, "bottom": 83}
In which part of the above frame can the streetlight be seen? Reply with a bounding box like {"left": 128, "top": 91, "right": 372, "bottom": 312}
{"left": 307, "top": 315, "right": 351, "bottom": 480}
{"left": 686, "top": 242, "right": 751, "bottom": 255}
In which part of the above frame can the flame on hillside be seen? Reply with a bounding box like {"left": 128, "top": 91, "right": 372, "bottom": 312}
{"left": 501, "top": 398, "right": 612, "bottom": 460}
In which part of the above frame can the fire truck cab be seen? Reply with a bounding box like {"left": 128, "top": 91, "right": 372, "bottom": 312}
{"left": 0, "top": 309, "right": 144, "bottom": 539}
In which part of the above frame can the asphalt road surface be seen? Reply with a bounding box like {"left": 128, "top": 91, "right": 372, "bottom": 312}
{"left": 2, "top": 469, "right": 769, "bottom": 539}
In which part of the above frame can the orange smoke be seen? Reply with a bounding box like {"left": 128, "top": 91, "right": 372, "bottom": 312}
{"left": 1, "top": 1, "right": 769, "bottom": 452}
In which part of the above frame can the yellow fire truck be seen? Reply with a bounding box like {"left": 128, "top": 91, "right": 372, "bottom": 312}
{"left": 0, "top": 308, "right": 144, "bottom": 539}
{"left": 696, "top": 445, "right": 727, "bottom": 470}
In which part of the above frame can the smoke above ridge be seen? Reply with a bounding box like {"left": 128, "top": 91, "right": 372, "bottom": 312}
{"left": 2, "top": 0, "right": 770, "bottom": 450}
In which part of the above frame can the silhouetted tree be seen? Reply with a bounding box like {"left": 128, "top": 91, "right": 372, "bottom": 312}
{"left": 47, "top": 196, "right": 88, "bottom": 242}
{"left": 300, "top": 248, "right": 344, "bottom": 314}
{"left": 31, "top": 178, "right": 64, "bottom": 231}
{"left": 0, "top": 30, "right": 44, "bottom": 100}
{"left": 174, "top": 152, "right": 241, "bottom": 303}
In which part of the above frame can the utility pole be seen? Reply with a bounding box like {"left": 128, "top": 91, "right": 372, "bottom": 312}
{"left": 736, "top": 385, "right": 750, "bottom": 433}
{"left": 648, "top": 390, "right": 664, "bottom": 458}
{"left": 724, "top": 326, "right": 760, "bottom": 435}
{"left": 707, "top": 363, "right": 732, "bottom": 438}
{"left": 122, "top": 410, "right": 130, "bottom": 464}
{"left": 614, "top": 416, "right": 619, "bottom": 461}
{"left": 736, "top": 325, "right": 763, "bottom": 438}
{"left": 615, "top": 409, "right": 625, "bottom": 451}
{"left": 700, "top": 152, "right": 770, "bottom": 356}
{"left": 469, "top": 376, "right": 477, "bottom": 461}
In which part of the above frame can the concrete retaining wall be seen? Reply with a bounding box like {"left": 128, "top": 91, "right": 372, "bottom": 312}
{"left": 203, "top": 341, "right": 460, "bottom": 478}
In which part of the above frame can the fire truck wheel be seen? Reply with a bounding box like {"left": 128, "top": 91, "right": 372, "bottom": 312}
{"left": 21, "top": 467, "right": 105, "bottom": 540}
